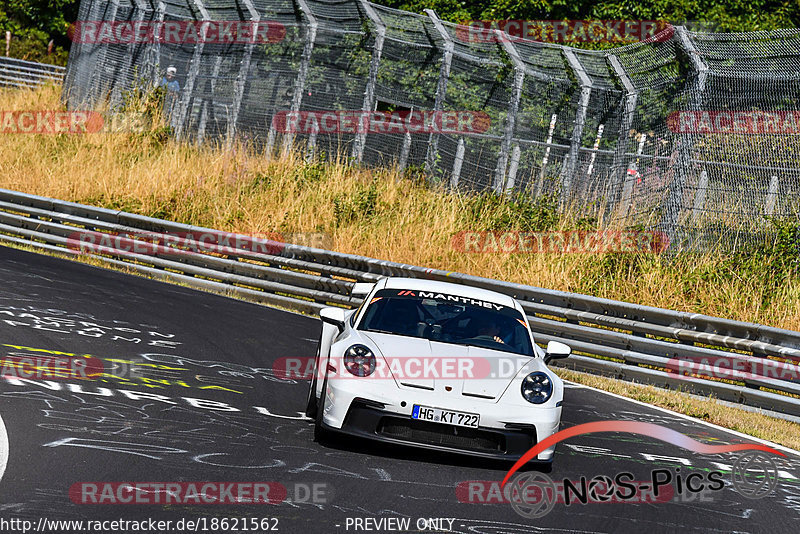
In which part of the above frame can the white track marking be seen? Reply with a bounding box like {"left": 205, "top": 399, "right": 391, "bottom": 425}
{"left": 566, "top": 380, "right": 800, "bottom": 458}
{"left": 0, "top": 413, "right": 8, "bottom": 483}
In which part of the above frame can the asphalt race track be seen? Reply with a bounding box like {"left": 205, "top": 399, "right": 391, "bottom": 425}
{"left": 0, "top": 244, "right": 798, "bottom": 533}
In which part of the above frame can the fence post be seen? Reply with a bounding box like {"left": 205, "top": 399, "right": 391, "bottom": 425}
{"left": 536, "top": 113, "right": 558, "bottom": 195}
{"left": 398, "top": 132, "right": 412, "bottom": 172}
{"left": 620, "top": 133, "right": 646, "bottom": 214}
{"left": 110, "top": 0, "right": 149, "bottom": 109}
{"left": 63, "top": 0, "right": 103, "bottom": 106}
{"left": 424, "top": 9, "right": 453, "bottom": 179}
{"left": 451, "top": 138, "right": 465, "bottom": 188}
{"left": 765, "top": 175, "right": 780, "bottom": 216}
{"left": 197, "top": 56, "right": 222, "bottom": 144}
{"left": 606, "top": 53, "right": 638, "bottom": 213}
{"left": 691, "top": 169, "right": 709, "bottom": 222}
{"left": 281, "top": 0, "right": 318, "bottom": 154}
{"left": 174, "top": 0, "right": 211, "bottom": 141}
{"left": 150, "top": 1, "right": 166, "bottom": 86}
{"left": 506, "top": 143, "right": 521, "bottom": 193}
{"left": 226, "top": 0, "right": 261, "bottom": 146}
{"left": 494, "top": 31, "right": 525, "bottom": 195}
{"left": 306, "top": 124, "right": 319, "bottom": 162}
{"left": 88, "top": 0, "right": 121, "bottom": 103}
{"left": 661, "top": 26, "right": 708, "bottom": 250}
{"left": 586, "top": 124, "right": 604, "bottom": 178}
{"left": 352, "top": 0, "right": 386, "bottom": 164}
{"left": 561, "top": 49, "right": 592, "bottom": 208}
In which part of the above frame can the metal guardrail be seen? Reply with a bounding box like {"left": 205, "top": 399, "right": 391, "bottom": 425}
{"left": 0, "top": 57, "right": 65, "bottom": 89}
{"left": 0, "top": 188, "right": 798, "bottom": 416}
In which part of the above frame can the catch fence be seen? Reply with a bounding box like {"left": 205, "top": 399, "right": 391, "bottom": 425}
{"left": 62, "top": 0, "right": 800, "bottom": 249}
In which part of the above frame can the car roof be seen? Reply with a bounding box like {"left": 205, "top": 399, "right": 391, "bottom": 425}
{"left": 379, "top": 277, "right": 518, "bottom": 308}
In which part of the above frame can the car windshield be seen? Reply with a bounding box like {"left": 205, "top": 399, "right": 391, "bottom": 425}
{"left": 358, "top": 289, "right": 535, "bottom": 356}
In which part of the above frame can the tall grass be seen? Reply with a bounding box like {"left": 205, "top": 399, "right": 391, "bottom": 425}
{"left": 2, "top": 85, "right": 799, "bottom": 330}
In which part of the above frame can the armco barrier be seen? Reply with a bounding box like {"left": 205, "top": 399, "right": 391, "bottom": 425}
{"left": 0, "top": 188, "right": 798, "bottom": 416}
{"left": 0, "top": 57, "right": 65, "bottom": 89}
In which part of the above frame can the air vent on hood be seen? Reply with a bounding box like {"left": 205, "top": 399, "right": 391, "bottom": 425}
{"left": 462, "top": 392, "right": 494, "bottom": 399}
{"left": 401, "top": 382, "right": 435, "bottom": 391}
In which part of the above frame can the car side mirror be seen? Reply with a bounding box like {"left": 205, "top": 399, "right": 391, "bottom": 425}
{"left": 351, "top": 282, "right": 374, "bottom": 298}
{"left": 544, "top": 340, "right": 571, "bottom": 364}
{"left": 320, "top": 307, "right": 347, "bottom": 331}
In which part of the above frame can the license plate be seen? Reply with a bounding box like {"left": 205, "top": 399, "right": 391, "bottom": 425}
{"left": 412, "top": 404, "right": 480, "bottom": 428}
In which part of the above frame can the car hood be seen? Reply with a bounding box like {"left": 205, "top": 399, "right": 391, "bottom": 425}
{"left": 360, "top": 331, "right": 534, "bottom": 400}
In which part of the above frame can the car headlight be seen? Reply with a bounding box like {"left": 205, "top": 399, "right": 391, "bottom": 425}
{"left": 344, "top": 344, "right": 376, "bottom": 377}
{"left": 521, "top": 372, "right": 552, "bottom": 404}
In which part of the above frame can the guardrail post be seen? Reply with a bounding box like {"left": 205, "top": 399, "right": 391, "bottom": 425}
{"left": 494, "top": 32, "right": 525, "bottom": 195}
{"left": 226, "top": 0, "right": 261, "bottom": 146}
{"left": 765, "top": 175, "right": 779, "bottom": 216}
{"left": 281, "top": 0, "right": 318, "bottom": 154}
{"left": 561, "top": 49, "right": 592, "bottom": 209}
{"left": 661, "top": 26, "right": 708, "bottom": 250}
{"left": 174, "top": 0, "right": 211, "bottom": 141}
{"left": 450, "top": 138, "right": 465, "bottom": 188}
{"left": 606, "top": 53, "right": 638, "bottom": 214}
{"left": 352, "top": 0, "right": 386, "bottom": 164}
{"left": 424, "top": 9, "right": 453, "bottom": 180}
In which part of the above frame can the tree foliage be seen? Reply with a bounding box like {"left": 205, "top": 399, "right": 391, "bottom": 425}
{"left": 0, "top": 0, "right": 796, "bottom": 65}
{"left": 380, "top": 0, "right": 798, "bottom": 34}
{"left": 0, "top": 0, "right": 77, "bottom": 64}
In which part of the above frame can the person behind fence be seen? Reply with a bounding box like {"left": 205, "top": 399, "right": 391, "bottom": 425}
{"left": 159, "top": 66, "right": 181, "bottom": 117}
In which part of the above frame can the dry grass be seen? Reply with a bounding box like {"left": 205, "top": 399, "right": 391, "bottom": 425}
{"left": 1, "top": 84, "right": 799, "bottom": 333}
{"left": 556, "top": 368, "right": 800, "bottom": 451}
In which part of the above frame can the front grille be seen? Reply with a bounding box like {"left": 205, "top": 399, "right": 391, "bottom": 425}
{"left": 377, "top": 417, "right": 506, "bottom": 452}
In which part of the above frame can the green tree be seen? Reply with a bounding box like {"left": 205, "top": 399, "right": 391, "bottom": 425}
{"left": 379, "top": 0, "right": 799, "bottom": 35}
{"left": 0, "top": 0, "right": 78, "bottom": 64}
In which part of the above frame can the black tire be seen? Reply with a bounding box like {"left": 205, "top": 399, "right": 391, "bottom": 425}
{"left": 538, "top": 462, "right": 553, "bottom": 474}
{"left": 304, "top": 348, "right": 320, "bottom": 419}
{"left": 313, "top": 360, "right": 330, "bottom": 443}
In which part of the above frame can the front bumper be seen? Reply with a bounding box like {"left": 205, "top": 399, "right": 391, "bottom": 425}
{"left": 322, "top": 398, "right": 557, "bottom": 462}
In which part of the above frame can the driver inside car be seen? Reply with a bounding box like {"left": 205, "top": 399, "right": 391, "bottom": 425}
{"left": 475, "top": 317, "right": 507, "bottom": 344}
{"left": 388, "top": 298, "right": 423, "bottom": 337}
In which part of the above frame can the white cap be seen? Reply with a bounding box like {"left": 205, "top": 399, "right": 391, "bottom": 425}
{"left": 166, "top": 66, "right": 177, "bottom": 75}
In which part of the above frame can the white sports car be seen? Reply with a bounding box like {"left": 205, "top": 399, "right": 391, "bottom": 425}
{"left": 305, "top": 277, "right": 570, "bottom": 465}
